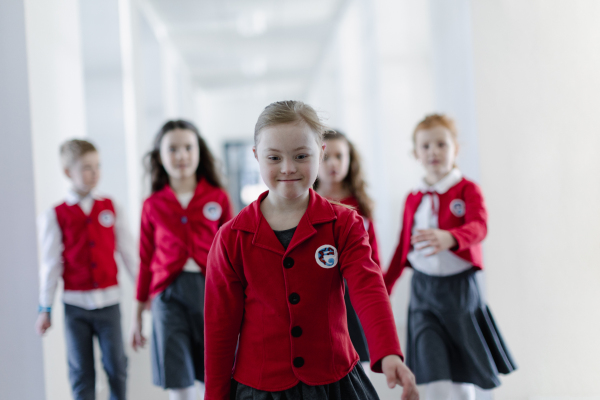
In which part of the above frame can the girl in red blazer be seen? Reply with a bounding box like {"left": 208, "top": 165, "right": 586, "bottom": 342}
{"left": 130, "top": 120, "right": 233, "bottom": 400}
{"left": 314, "top": 129, "right": 380, "bottom": 375}
{"left": 384, "top": 115, "right": 516, "bottom": 400}
{"left": 205, "top": 101, "right": 418, "bottom": 400}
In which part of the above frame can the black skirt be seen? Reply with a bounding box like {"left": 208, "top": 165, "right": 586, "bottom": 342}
{"left": 230, "top": 363, "right": 378, "bottom": 400}
{"left": 151, "top": 272, "right": 205, "bottom": 388}
{"left": 344, "top": 281, "right": 369, "bottom": 362}
{"left": 407, "top": 268, "right": 517, "bottom": 389}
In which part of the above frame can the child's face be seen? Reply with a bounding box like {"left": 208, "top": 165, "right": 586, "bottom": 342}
{"left": 65, "top": 151, "right": 100, "bottom": 193}
{"left": 254, "top": 122, "right": 324, "bottom": 201}
{"left": 414, "top": 126, "right": 458, "bottom": 178}
{"left": 318, "top": 139, "right": 350, "bottom": 185}
{"left": 159, "top": 129, "right": 200, "bottom": 182}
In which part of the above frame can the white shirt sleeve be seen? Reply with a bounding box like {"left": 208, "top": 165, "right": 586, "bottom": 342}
{"left": 38, "top": 209, "right": 64, "bottom": 310}
{"left": 113, "top": 201, "right": 138, "bottom": 282}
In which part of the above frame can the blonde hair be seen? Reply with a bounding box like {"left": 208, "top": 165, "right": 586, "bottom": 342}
{"left": 60, "top": 139, "right": 97, "bottom": 169}
{"left": 254, "top": 100, "right": 327, "bottom": 145}
{"left": 412, "top": 114, "right": 458, "bottom": 146}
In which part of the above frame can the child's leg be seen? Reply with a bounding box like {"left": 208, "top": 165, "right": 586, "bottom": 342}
{"left": 168, "top": 386, "right": 196, "bottom": 400}
{"left": 450, "top": 382, "right": 476, "bottom": 400}
{"left": 423, "top": 380, "right": 452, "bottom": 400}
{"left": 64, "top": 304, "right": 96, "bottom": 400}
{"left": 94, "top": 304, "right": 127, "bottom": 400}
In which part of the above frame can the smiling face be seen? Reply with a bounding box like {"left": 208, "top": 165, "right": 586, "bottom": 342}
{"left": 65, "top": 151, "right": 100, "bottom": 193}
{"left": 254, "top": 121, "right": 324, "bottom": 201}
{"left": 318, "top": 138, "right": 350, "bottom": 185}
{"left": 159, "top": 128, "right": 200, "bottom": 181}
{"left": 414, "top": 125, "right": 458, "bottom": 180}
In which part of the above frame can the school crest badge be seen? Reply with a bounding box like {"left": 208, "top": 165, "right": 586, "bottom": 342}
{"left": 450, "top": 199, "right": 466, "bottom": 217}
{"left": 203, "top": 201, "right": 222, "bottom": 221}
{"left": 98, "top": 210, "right": 115, "bottom": 227}
{"left": 315, "top": 245, "right": 338, "bottom": 269}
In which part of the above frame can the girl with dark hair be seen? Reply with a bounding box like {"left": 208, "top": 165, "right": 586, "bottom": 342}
{"left": 130, "top": 120, "right": 233, "bottom": 400}
{"left": 314, "top": 129, "right": 380, "bottom": 375}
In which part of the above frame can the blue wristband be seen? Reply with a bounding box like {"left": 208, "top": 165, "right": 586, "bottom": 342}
{"left": 38, "top": 306, "right": 51, "bottom": 313}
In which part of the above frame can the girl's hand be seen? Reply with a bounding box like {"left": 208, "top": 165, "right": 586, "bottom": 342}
{"left": 130, "top": 301, "right": 149, "bottom": 351}
{"left": 35, "top": 312, "right": 52, "bottom": 336}
{"left": 411, "top": 229, "right": 457, "bottom": 256}
{"left": 382, "top": 355, "right": 419, "bottom": 400}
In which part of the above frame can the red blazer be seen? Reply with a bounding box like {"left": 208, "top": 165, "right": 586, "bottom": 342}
{"left": 339, "top": 196, "right": 380, "bottom": 266}
{"left": 55, "top": 198, "right": 118, "bottom": 291}
{"left": 205, "top": 189, "right": 401, "bottom": 399}
{"left": 384, "top": 177, "right": 487, "bottom": 294}
{"left": 136, "top": 178, "right": 233, "bottom": 302}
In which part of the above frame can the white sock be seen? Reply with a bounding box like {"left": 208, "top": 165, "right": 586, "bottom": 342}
{"left": 361, "top": 361, "right": 371, "bottom": 379}
{"left": 450, "top": 382, "right": 476, "bottom": 400}
{"left": 196, "top": 381, "right": 205, "bottom": 400}
{"left": 423, "top": 380, "right": 452, "bottom": 400}
{"left": 168, "top": 386, "right": 197, "bottom": 400}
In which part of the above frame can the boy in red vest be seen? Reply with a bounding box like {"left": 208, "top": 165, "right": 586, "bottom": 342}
{"left": 35, "top": 139, "right": 137, "bottom": 400}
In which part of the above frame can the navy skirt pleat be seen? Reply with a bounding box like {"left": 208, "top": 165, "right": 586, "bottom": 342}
{"left": 231, "top": 363, "right": 379, "bottom": 400}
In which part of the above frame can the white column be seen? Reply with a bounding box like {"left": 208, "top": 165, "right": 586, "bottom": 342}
{"left": 472, "top": 1, "right": 600, "bottom": 399}
{"left": 0, "top": 0, "right": 46, "bottom": 398}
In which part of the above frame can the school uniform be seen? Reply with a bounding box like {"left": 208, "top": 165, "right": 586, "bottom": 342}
{"left": 205, "top": 189, "right": 401, "bottom": 400}
{"left": 338, "top": 196, "right": 381, "bottom": 364}
{"left": 38, "top": 189, "right": 137, "bottom": 400}
{"left": 136, "top": 178, "right": 232, "bottom": 389}
{"left": 384, "top": 169, "right": 517, "bottom": 389}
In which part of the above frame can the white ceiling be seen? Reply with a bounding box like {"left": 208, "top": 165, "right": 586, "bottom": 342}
{"left": 145, "top": 0, "right": 347, "bottom": 95}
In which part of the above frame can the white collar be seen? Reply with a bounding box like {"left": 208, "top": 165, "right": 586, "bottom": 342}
{"left": 415, "top": 168, "right": 463, "bottom": 195}
{"left": 65, "top": 189, "right": 104, "bottom": 206}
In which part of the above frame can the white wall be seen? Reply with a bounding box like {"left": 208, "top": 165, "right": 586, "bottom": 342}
{"left": 0, "top": 1, "right": 46, "bottom": 398}
{"left": 472, "top": 1, "right": 600, "bottom": 399}
{"left": 24, "top": 0, "right": 87, "bottom": 398}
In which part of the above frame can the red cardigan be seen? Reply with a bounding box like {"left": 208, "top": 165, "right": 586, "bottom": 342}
{"left": 204, "top": 189, "right": 401, "bottom": 399}
{"left": 136, "top": 178, "right": 233, "bottom": 302}
{"left": 339, "top": 196, "right": 380, "bottom": 266}
{"left": 384, "top": 177, "right": 488, "bottom": 294}
{"left": 55, "top": 198, "right": 118, "bottom": 291}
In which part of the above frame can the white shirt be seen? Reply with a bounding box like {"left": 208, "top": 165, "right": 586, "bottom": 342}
{"left": 407, "top": 169, "right": 473, "bottom": 276}
{"left": 38, "top": 190, "right": 138, "bottom": 310}
{"left": 176, "top": 191, "right": 202, "bottom": 273}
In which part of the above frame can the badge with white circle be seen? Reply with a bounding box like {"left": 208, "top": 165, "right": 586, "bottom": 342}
{"left": 449, "top": 199, "right": 466, "bottom": 217}
{"left": 203, "top": 201, "right": 222, "bottom": 221}
{"left": 98, "top": 210, "right": 115, "bottom": 227}
{"left": 315, "top": 245, "right": 338, "bottom": 269}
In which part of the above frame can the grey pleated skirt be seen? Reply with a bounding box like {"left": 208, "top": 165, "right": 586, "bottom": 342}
{"left": 151, "top": 272, "right": 205, "bottom": 389}
{"left": 230, "top": 363, "right": 379, "bottom": 400}
{"left": 407, "top": 268, "right": 517, "bottom": 389}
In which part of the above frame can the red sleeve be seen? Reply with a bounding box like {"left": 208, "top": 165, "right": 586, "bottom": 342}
{"left": 339, "top": 212, "right": 403, "bottom": 371}
{"left": 136, "top": 200, "right": 154, "bottom": 302}
{"left": 448, "top": 182, "right": 488, "bottom": 251}
{"left": 383, "top": 201, "right": 409, "bottom": 294}
{"left": 367, "top": 219, "right": 381, "bottom": 267}
{"left": 204, "top": 230, "right": 245, "bottom": 400}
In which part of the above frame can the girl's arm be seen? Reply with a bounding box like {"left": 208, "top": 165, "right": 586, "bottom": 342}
{"left": 448, "top": 182, "right": 488, "bottom": 250}
{"left": 339, "top": 212, "right": 403, "bottom": 370}
{"left": 383, "top": 201, "right": 410, "bottom": 294}
{"left": 205, "top": 231, "right": 245, "bottom": 399}
{"left": 131, "top": 200, "right": 154, "bottom": 351}
{"left": 136, "top": 200, "right": 154, "bottom": 303}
